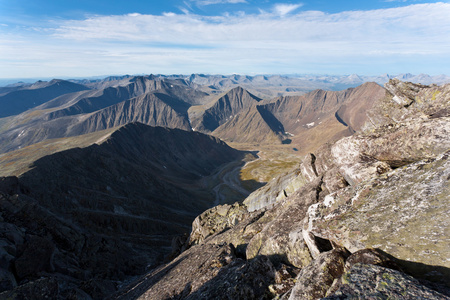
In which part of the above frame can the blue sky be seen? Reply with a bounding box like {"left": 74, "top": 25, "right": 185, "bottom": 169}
{"left": 0, "top": 0, "right": 449, "bottom": 78}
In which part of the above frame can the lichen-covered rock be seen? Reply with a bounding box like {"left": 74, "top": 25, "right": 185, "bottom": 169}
{"left": 188, "top": 203, "right": 248, "bottom": 246}
{"left": 384, "top": 78, "right": 426, "bottom": 107}
{"left": 344, "top": 248, "right": 400, "bottom": 273}
{"left": 246, "top": 177, "right": 323, "bottom": 268}
{"left": 363, "top": 79, "right": 450, "bottom": 131}
{"left": 269, "top": 264, "right": 300, "bottom": 297}
{"left": 305, "top": 151, "right": 450, "bottom": 286}
{"left": 0, "top": 268, "right": 17, "bottom": 292}
{"left": 14, "top": 235, "right": 56, "bottom": 279}
{"left": 287, "top": 248, "right": 349, "bottom": 300}
{"left": 323, "top": 263, "right": 450, "bottom": 300}
{"left": 243, "top": 167, "right": 308, "bottom": 212}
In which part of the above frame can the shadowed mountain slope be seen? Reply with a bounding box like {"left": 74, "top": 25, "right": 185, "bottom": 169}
{"left": 212, "top": 105, "right": 285, "bottom": 144}
{"left": 0, "top": 123, "right": 245, "bottom": 298}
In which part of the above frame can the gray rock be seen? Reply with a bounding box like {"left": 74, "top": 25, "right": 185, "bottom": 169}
{"left": 246, "top": 177, "right": 323, "bottom": 268}
{"left": 116, "top": 243, "right": 237, "bottom": 300}
{"left": 14, "top": 235, "right": 56, "bottom": 279}
{"left": 304, "top": 151, "right": 450, "bottom": 286}
{"left": 0, "top": 277, "right": 59, "bottom": 300}
{"left": 0, "top": 268, "right": 17, "bottom": 293}
{"left": 243, "top": 166, "right": 307, "bottom": 212}
{"left": 188, "top": 203, "right": 248, "bottom": 246}
{"left": 288, "top": 248, "right": 349, "bottom": 300}
{"left": 323, "top": 263, "right": 450, "bottom": 299}
{"left": 185, "top": 255, "right": 276, "bottom": 300}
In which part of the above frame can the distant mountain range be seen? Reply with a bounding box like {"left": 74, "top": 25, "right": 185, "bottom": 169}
{"left": 0, "top": 76, "right": 386, "bottom": 154}
{"left": 2, "top": 73, "right": 449, "bottom": 95}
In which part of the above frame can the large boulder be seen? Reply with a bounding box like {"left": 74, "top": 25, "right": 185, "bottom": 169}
{"left": 188, "top": 203, "right": 247, "bottom": 246}
{"left": 287, "top": 248, "right": 349, "bottom": 300}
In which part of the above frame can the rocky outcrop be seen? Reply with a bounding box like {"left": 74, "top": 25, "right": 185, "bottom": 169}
{"left": 363, "top": 78, "right": 450, "bottom": 130}
{"left": 188, "top": 203, "right": 248, "bottom": 246}
{"left": 243, "top": 166, "right": 307, "bottom": 212}
{"left": 304, "top": 150, "right": 450, "bottom": 284}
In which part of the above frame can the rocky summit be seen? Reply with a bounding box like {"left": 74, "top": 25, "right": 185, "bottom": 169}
{"left": 0, "top": 77, "right": 449, "bottom": 299}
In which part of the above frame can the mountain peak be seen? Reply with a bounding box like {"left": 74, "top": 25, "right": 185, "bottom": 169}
{"left": 191, "top": 86, "right": 262, "bottom": 132}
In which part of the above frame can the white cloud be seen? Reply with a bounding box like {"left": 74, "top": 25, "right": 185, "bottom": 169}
{"left": 1, "top": 3, "right": 450, "bottom": 77}
{"left": 273, "top": 3, "right": 303, "bottom": 16}
{"left": 53, "top": 3, "right": 450, "bottom": 50}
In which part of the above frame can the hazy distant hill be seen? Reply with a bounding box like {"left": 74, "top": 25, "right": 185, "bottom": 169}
{"left": 0, "top": 76, "right": 215, "bottom": 154}
{"left": 161, "top": 73, "right": 450, "bottom": 98}
{"left": 42, "top": 76, "right": 208, "bottom": 120}
{"left": 0, "top": 79, "right": 89, "bottom": 117}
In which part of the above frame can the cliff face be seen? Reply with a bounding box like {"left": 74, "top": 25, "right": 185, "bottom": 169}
{"left": 116, "top": 80, "right": 450, "bottom": 299}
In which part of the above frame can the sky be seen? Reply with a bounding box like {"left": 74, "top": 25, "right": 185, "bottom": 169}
{"left": 0, "top": 0, "right": 449, "bottom": 79}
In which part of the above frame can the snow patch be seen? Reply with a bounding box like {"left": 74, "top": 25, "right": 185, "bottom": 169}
{"left": 306, "top": 122, "right": 315, "bottom": 128}
{"left": 18, "top": 130, "right": 25, "bottom": 137}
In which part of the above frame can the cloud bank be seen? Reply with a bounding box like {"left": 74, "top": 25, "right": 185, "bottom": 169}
{"left": 1, "top": 2, "right": 449, "bottom": 77}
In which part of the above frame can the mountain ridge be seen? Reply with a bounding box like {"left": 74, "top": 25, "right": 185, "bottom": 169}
{"left": 0, "top": 122, "right": 248, "bottom": 298}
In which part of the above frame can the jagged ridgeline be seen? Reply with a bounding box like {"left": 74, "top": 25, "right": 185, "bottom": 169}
{"left": 0, "top": 75, "right": 448, "bottom": 299}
